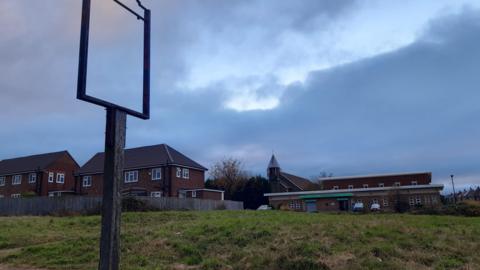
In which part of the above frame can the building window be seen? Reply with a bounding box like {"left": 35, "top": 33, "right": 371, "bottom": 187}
{"left": 382, "top": 198, "right": 389, "bottom": 206}
{"left": 411, "top": 181, "right": 418, "bottom": 185}
{"left": 348, "top": 185, "right": 353, "bottom": 190}
{"left": 11, "top": 194, "right": 21, "bottom": 198}
{"left": 415, "top": 196, "right": 421, "bottom": 205}
{"left": 192, "top": 191, "right": 197, "bottom": 198}
{"left": 56, "top": 173, "right": 65, "bottom": 184}
{"left": 431, "top": 196, "right": 438, "bottom": 204}
{"left": 372, "top": 198, "right": 379, "bottom": 204}
{"left": 288, "top": 200, "right": 302, "bottom": 210}
{"left": 48, "top": 172, "right": 54, "bottom": 183}
{"left": 363, "top": 184, "right": 368, "bottom": 189}
{"left": 150, "top": 191, "right": 162, "bottom": 198}
{"left": 182, "top": 168, "right": 190, "bottom": 179}
{"left": 333, "top": 186, "right": 339, "bottom": 190}
{"left": 12, "top": 175, "right": 21, "bottom": 185}
{"left": 28, "top": 173, "right": 36, "bottom": 184}
{"left": 424, "top": 196, "right": 430, "bottom": 205}
{"left": 124, "top": 171, "right": 138, "bottom": 183}
{"left": 0, "top": 176, "right": 5, "bottom": 186}
{"left": 176, "top": 167, "right": 182, "bottom": 178}
{"left": 378, "top": 183, "right": 384, "bottom": 187}
{"left": 151, "top": 168, "right": 161, "bottom": 180}
{"left": 394, "top": 182, "right": 401, "bottom": 187}
{"left": 409, "top": 197, "right": 415, "bottom": 206}
{"left": 82, "top": 176, "right": 92, "bottom": 187}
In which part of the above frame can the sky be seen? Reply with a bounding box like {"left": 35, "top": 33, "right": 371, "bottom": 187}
{"left": 1, "top": 0, "right": 480, "bottom": 192}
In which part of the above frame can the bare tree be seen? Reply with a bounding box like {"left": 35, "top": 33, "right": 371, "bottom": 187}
{"left": 208, "top": 157, "right": 249, "bottom": 199}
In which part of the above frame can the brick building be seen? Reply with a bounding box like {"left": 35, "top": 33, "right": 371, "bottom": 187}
{"left": 267, "top": 155, "right": 315, "bottom": 192}
{"left": 77, "top": 144, "right": 224, "bottom": 200}
{"left": 264, "top": 155, "right": 443, "bottom": 212}
{"left": 0, "top": 151, "right": 79, "bottom": 198}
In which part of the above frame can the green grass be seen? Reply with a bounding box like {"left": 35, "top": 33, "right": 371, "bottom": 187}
{"left": 0, "top": 211, "right": 479, "bottom": 269}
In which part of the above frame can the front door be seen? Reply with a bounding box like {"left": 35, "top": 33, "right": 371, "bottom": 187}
{"left": 305, "top": 200, "right": 317, "bottom": 212}
{"left": 338, "top": 199, "right": 349, "bottom": 211}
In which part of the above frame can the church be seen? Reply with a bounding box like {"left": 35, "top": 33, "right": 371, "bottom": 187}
{"left": 264, "top": 155, "right": 443, "bottom": 212}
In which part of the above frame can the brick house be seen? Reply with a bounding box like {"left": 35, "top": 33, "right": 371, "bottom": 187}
{"left": 0, "top": 151, "right": 79, "bottom": 198}
{"left": 76, "top": 144, "right": 224, "bottom": 200}
{"left": 265, "top": 155, "right": 443, "bottom": 212}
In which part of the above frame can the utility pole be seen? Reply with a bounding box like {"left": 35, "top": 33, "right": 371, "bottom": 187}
{"left": 450, "top": 174, "right": 456, "bottom": 204}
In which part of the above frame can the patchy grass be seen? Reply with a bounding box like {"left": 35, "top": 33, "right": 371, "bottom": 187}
{"left": 0, "top": 211, "right": 479, "bottom": 269}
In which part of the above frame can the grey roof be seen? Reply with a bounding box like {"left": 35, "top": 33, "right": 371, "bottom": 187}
{"left": 268, "top": 154, "right": 280, "bottom": 169}
{"left": 78, "top": 144, "right": 207, "bottom": 175}
{"left": 0, "top": 151, "right": 72, "bottom": 176}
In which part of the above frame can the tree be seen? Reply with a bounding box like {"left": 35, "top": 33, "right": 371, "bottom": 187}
{"left": 240, "top": 176, "right": 271, "bottom": 209}
{"left": 206, "top": 157, "right": 249, "bottom": 200}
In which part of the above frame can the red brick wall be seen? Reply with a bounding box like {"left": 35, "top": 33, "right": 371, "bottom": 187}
{"left": 0, "top": 173, "right": 37, "bottom": 197}
{"left": 322, "top": 173, "right": 431, "bottom": 190}
{"left": 78, "top": 165, "right": 205, "bottom": 197}
{"left": 184, "top": 190, "right": 223, "bottom": 200}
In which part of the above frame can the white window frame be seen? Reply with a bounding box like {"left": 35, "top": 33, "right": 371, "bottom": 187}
{"left": 182, "top": 168, "right": 190, "bottom": 179}
{"left": 415, "top": 196, "right": 421, "bottom": 205}
{"left": 363, "top": 184, "right": 368, "bottom": 189}
{"left": 333, "top": 186, "right": 339, "bottom": 190}
{"left": 150, "top": 191, "right": 162, "bottom": 198}
{"left": 82, "top": 176, "right": 92, "bottom": 187}
{"left": 382, "top": 198, "right": 389, "bottom": 206}
{"left": 12, "top": 175, "right": 22, "bottom": 185}
{"left": 48, "top": 172, "right": 54, "bottom": 183}
{"left": 394, "top": 182, "right": 401, "bottom": 187}
{"left": 192, "top": 191, "right": 197, "bottom": 198}
{"left": 28, "top": 173, "right": 36, "bottom": 184}
{"left": 176, "top": 167, "right": 182, "bottom": 178}
{"left": 124, "top": 170, "right": 139, "bottom": 183}
{"left": 409, "top": 197, "right": 415, "bottom": 206}
{"left": 411, "top": 181, "right": 418, "bottom": 185}
{"left": 348, "top": 185, "right": 353, "bottom": 190}
{"left": 151, "top": 168, "right": 162, "bottom": 181}
{"left": 289, "top": 200, "right": 302, "bottom": 210}
{"left": 11, "top": 194, "right": 21, "bottom": 198}
{"left": 0, "top": 176, "right": 5, "bottom": 186}
{"left": 378, "top": 183, "right": 384, "bottom": 187}
{"left": 56, "top": 173, "right": 65, "bottom": 184}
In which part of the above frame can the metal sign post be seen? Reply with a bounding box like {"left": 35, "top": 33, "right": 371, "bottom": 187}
{"left": 76, "top": 1, "right": 151, "bottom": 269}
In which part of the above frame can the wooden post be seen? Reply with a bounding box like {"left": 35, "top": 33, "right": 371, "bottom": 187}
{"left": 99, "top": 108, "right": 126, "bottom": 270}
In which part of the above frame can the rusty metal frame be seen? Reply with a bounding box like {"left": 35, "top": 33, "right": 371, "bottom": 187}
{"left": 77, "top": 0, "right": 151, "bottom": 119}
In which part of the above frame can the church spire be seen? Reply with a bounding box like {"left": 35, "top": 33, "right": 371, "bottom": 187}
{"left": 267, "top": 154, "right": 281, "bottom": 180}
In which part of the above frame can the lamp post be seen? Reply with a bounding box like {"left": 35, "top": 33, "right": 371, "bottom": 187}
{"left": 450, "top": 174, "right": 456, "bottom": 204}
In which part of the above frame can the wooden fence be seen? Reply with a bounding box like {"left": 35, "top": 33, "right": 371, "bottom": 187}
{"left": 0, "top": 196, "right": 243, "bottom": 216}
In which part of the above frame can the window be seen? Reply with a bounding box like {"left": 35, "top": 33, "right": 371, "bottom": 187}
{"left": 56, "top": 173, "right": 65, "bottom": 184}
{"left": 150, "top": 191, "right": 162, "bottom": 198}
{"left": 333, "top": 186, "right": 339, "bottom": 190}
{"left": 431, "top": 196, "right": 438, "bottom": 204}
{"left": 48, "top": 172, "right": 54, "bottom": 183}
{"left": 124, "top": 171, "right": 138, "bottom": 183}
{"left": 82, "top": 176, "right": 92, "bottom": 187}
{"left": 382, "top": 198, "right": 389, "bottom": 206}
{"left": 176, "top": 167, "right": 182, "bottom": 178}
{"left": 12, "top": 175, "right": 21, "bottom": 185}
{"left": 0, "top": 176, "right": 5, "bottom": 186}
{"left": 415, "top": 196, "right": 421, "bottom": 205}
{"left": 182, "top": 168, "right": 190, "bottom": 179}
{"left": 411, "top": 181, "right": 418, "bottom": 185}
{"left": 363, "top": 184, "right": 368, "bottom": 189}
{"left": 394, "top": 182, "right": 401, "bottom": 187}
{"left": 424, "top": 196, "right": 430, "bottom": 205}
{"left": 378, "top": 183, "right": 384, "bottom": 187}
{"left": 372, "top": 198, "right": 379, "bottom": 204}
{"left": 409, "top": 197, "right": 415, "bottom": 206}
{"left": 192, "top": 191, "right": 197, "bottom": 198}
{"left": 348, "top": 185, "right": 354, "bottom": 190}
{"left": 11, "top": 194, "right": 21, "bottom": 198}
{"left": 288, "top": 200, "right": 302, "bottom": 210}
{"left": 151, "top": 168, "right": 161, "bottom": 181}
{"left": 28, "top": 173, "right": 36, "bottom": 184}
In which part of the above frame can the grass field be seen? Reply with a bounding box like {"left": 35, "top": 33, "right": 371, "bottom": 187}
{"left": 0, "top": 211, "right": 479, "bottom": 270}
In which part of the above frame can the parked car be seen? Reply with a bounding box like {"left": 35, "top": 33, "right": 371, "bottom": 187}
{"left": 370, "top": 203, "right": 381, "bottom": 212}
{"left": 353, "top": 202, "right": 364, "bottom": 212}
{"left": 257, "top": 205, "right": 272, "bottom": 210}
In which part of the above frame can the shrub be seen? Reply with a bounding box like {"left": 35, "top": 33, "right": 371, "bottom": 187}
{"left": 412, "top": 201, "right": 480, "bottom": 217}
{"left": 122, "top": 196, "right": 156, "bottom": 212}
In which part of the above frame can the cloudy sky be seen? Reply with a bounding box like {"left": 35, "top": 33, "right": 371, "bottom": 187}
{"left": 1, "top": 0, "right": 480, "bottom": 191}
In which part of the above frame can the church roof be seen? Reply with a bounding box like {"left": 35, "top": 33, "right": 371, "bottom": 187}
{"left": 268, "top": 154, "right": 280, "bottom": 169}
